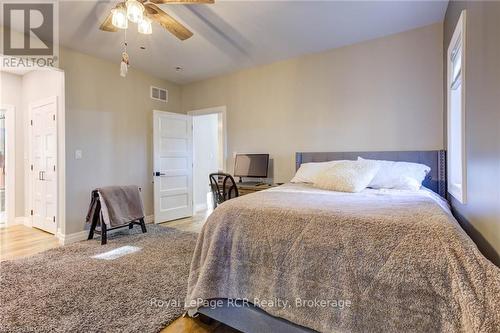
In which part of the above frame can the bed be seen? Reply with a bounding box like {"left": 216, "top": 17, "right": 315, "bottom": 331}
{"left": 185, "top": 151, "right": 500, "bottom": 333}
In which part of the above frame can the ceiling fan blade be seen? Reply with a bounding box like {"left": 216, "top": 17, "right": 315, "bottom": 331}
{"left": 145, "top": 3, "right": 194, "bottom": 40}
{"left": 148, "top": 0, "right": 214, "bottom": 4}
{"left": 99, "top": 11, "right": 118, "bottom": 32}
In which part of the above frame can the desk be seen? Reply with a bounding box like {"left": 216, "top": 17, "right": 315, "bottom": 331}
{"left": 213, "top": 182, "right": 279, "bottom": 196}
{"left": 236, "top": 183, "right": 278, "bottom": 196}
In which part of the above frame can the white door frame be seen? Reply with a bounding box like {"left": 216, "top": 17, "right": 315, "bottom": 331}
{"left": 25, "top": 69, "right": 66, "bottom": 239}
{"left": 1, "top": 104, "right": 15, "bottom": 226}
{"left": 56, "top": 71, "right": 66, "bottom": 240}
{"left": 188, "top": 106, "right": 227, "bottom": 172}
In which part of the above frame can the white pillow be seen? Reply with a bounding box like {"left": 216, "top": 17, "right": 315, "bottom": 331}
{"left": 313, "top": 160, "right": 380, "bottom": 193}
{"left": 291, "top": 161, "right": 341, "bottom": 183}
{"left": 358, "top": 157, "right": 430, "bottom": 191}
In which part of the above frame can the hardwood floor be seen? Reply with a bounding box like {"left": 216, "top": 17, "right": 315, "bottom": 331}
{"left": 161, "top": 209, "right": 212, "bottom": 233}
{"left": 160, "top": 316, "right": 239, "bottom": 333}
{"left": 1, "top": 210, "right": 238, "bottom": 332}
{"left": 0, "top": 224, "right": 60, "bottom": 261}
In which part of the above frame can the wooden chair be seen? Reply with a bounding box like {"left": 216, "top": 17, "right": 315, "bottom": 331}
{"left": 209, "top": 173, "right": 239, "bottom": 209}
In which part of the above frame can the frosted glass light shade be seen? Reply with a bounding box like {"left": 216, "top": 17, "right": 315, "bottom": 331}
{"left": 138, "top": 17, "right": 152, "bottom": 34}
{"left": 126, "top": 0, "right": 144, "bottom": 23}
{"left": 111, "top": 8, "right": 128, "bottom": 29}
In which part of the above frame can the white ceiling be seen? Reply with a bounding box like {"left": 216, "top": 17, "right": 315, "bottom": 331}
{"left": 58, "top": 0, "right": 448, "bottom": 84}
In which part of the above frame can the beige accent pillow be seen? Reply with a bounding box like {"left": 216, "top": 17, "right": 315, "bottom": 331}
{"left": 291, "top": 160, "right": 343, "bottom": 183}
{"left": 313, "top": 160, "right": 380, "bottom": 193}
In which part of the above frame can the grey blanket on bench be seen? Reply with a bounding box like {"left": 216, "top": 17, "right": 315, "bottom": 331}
{"left": 86, "top": 185, "right": 144, "bottom": 228}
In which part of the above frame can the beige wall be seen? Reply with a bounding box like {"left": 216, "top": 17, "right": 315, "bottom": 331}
{"left": 59, "top": 48, "right": 181, "bottom": 234}
{"left": 181, "top": 23, "right": 444, "bottom": 182}
{"left": 0, "top": 72, "right": 23, "bottom": 217}
{"left": 444, "top": 1, "right": 500, "bottom": 266}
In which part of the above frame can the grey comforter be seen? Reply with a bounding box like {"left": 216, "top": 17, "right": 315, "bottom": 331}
{"left": 186, "top": 184, "right": 500, "bottom": 332}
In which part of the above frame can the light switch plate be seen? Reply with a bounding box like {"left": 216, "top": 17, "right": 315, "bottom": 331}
{"left": 75, "top": 150, "right": 83, "bottom": 159}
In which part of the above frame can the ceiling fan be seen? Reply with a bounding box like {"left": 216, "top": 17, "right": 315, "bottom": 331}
{"left": 99, "top": 0, "right": 214, "bottom": 41}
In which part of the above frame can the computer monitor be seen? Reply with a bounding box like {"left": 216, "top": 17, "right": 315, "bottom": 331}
{"left": 234, "top": 154, "right": 269, "bottom": 180}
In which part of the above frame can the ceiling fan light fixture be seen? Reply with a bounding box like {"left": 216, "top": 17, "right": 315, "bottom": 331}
{"left": 126, "top": 0, "right": 144, "bottom": 23}
{"left": 111, "top": 7, "right": 128, "bottom": 29}
{"left": 138, "top": 16, "right": 152, "bottom": 35}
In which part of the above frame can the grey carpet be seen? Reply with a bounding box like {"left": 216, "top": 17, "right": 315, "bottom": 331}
{"left": 0, "top": 225, "right": 198, "bottom": 333}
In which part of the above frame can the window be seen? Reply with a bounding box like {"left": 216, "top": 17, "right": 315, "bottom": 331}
{"left": 447, "top": 10, "right": 467, "bottom": 203}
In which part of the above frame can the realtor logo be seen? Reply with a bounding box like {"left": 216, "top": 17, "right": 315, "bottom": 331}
{"left": 1, "top": 1, "right": 59, "bottom": 69}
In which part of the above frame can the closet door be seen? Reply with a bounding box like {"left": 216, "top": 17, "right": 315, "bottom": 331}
{"left": 30, "top": 97, "right": 58, "bottom": 234}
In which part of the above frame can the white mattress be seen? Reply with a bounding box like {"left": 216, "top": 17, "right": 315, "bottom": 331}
{"left": 267, "top": 182, "right": 451, "bottom": 213}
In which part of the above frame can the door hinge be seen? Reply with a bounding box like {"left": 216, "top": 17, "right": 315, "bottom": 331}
{"left": 30, "top": 209, "right": 33, "bottom": 216}
{"left": 53, "top": 115, "right": 56, "bottom": 121}
{"left": 31, "top": 164, "right": 33, "bottom": 171}
{"left": 53, "top": 216, "right": 56, "bottom": 222}
{"left": 53, "top": 165, "right": 56, "bottom": 172}
{"left": 30, "top": 120, "right": 33, "bottom": 126}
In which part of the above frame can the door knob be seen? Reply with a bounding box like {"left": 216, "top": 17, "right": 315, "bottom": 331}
{"left": 154, "top": 171, "right": 166, "bottom": 177}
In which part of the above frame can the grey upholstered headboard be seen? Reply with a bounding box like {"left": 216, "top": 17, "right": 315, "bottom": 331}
{"left": 295, "top": 150, "right": 447, "bottom": 198}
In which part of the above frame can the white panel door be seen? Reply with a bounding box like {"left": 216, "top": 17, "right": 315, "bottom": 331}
{"left": 153, "top": 111, "right": 193, "bottom": 223}
{"left": 30, "top": 97, "right": 57, "bottom": 234}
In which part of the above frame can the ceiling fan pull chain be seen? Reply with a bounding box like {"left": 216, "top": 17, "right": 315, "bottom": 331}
{"left": 120, "top": 29, "right": 130, "bottom": 78}
{"left": 124, "top": 28, "right": 128, "bottom": 52}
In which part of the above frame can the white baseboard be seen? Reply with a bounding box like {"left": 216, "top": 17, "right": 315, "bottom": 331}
{"left": 57, "top": 230, "right": 87, "bottom": 245}
{"left": 24, "top": 217, "right": 32, "bottom": 227}
{"left": 12, "top": 216, "right": 30, "bottom": 227}
{"left": 12, "top": 217, "right": 25, "bottom": 226}
{"left": 195, "top": 203, "right": 207, "bottom": 213}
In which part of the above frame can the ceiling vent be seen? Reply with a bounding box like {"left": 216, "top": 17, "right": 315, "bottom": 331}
{"left": 151, "top": 86, "right": 168, "bottom": 103}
